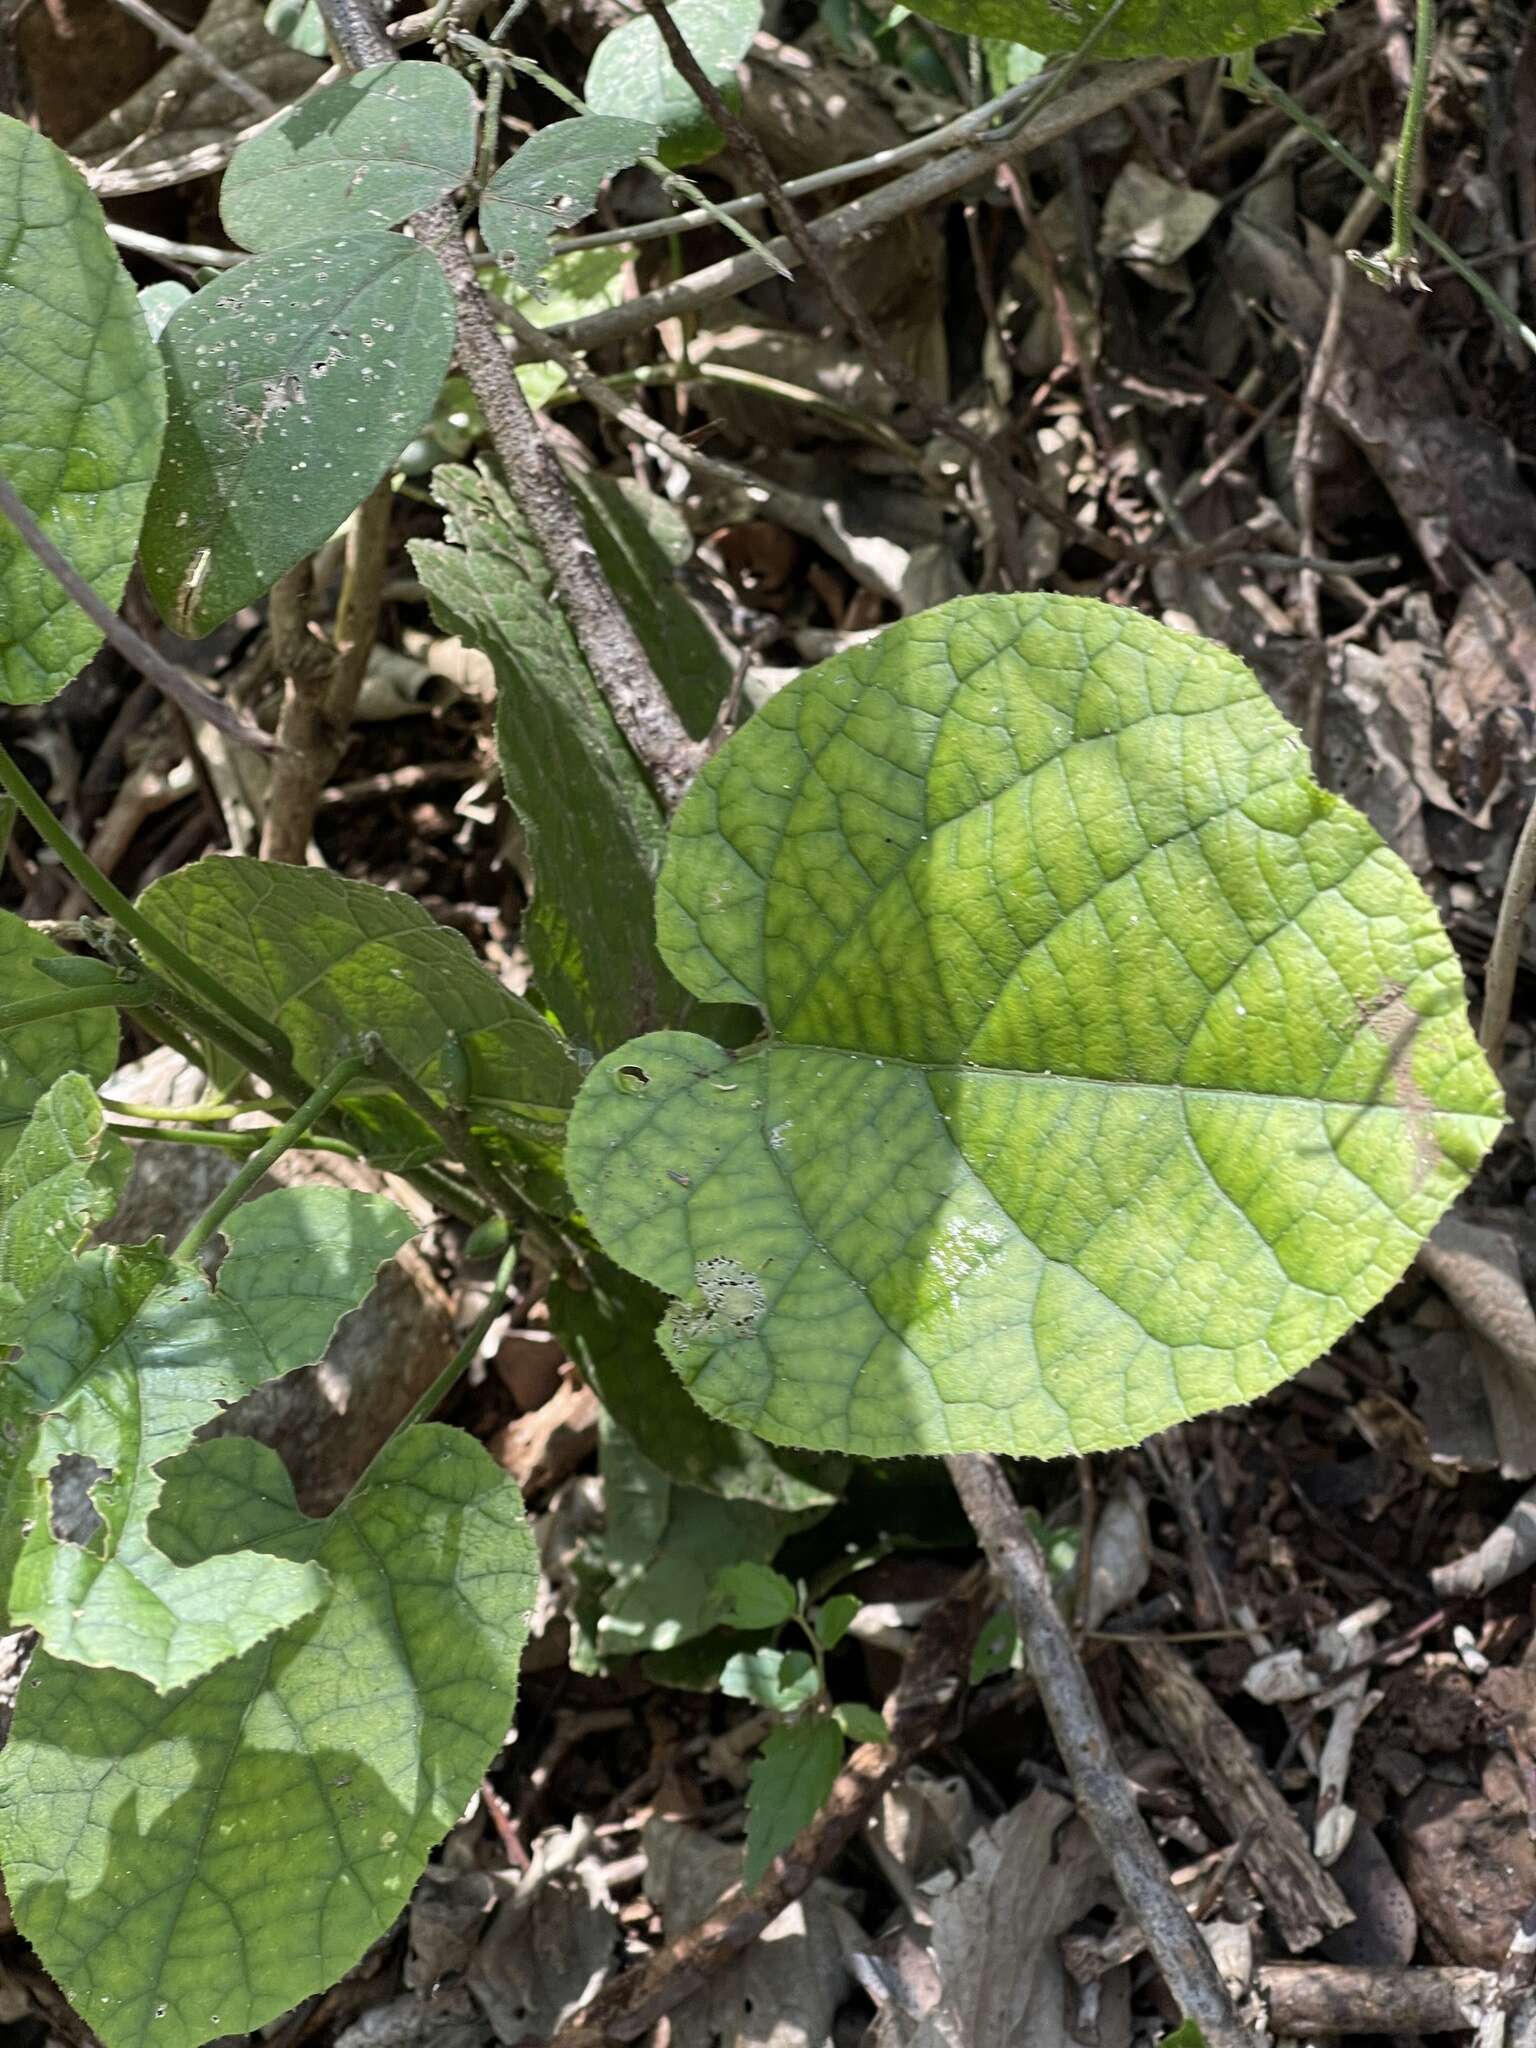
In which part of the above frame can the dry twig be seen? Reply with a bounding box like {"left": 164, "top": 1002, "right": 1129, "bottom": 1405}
{"left": 946, "top": 1452, "right": 1253, "bottom": 2048}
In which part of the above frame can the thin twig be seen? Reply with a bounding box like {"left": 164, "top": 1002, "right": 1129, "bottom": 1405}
{"left": 557, "top": 74, "right": 1045, "bottom": 252}
{"left": 946, "top": 1452, "right": 1252, "bottom": 2048}
{"left": 105, "top": 221, "right": 243, "bottom": 269}
{"left": 100, "top": 0, "right": 277, "bottom": 112}
{"left": 634, "top": 0, "right": 1132, "bottom": 576}
{"left": 1295, "top": 253, "right": 1348, "bottom": 760}
{"left": 549, "top": 1569, "right": 989, "bottom": 2048}
{"left": 534, "top": 60, "right": 1188, "bottom": 362}
{"left": 1480, "top": 779, "right": 1536, "bottom": 1067}
{"left": 495, "top": 303, "right": 906, "bottom": 601}
{"left": 0, "top": 472, "right": 275, "bottom": 751}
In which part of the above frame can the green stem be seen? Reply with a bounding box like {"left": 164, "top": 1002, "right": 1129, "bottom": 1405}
{"left": 108, "top": 1118, "right": 357, "bottom": 1158}
{"left": 0, "top": 795, "right": 15, "bottom": 868}
{"left": 360, "top": 1033, "right": 527, "bottom": 1221}
{"left": 0, "top": 742, "right": 296, "bottom": 1066}
{"left": 1385, "top": 0, "right": 1434, "bottom": 275}
{"left": 108, "top": 1097, "right": 258, "bottom": 1123}
{"left": 174, "top": 1056, "right": 368, "bottom": 1260}
{"left": 393, "top": 1242, "right": 519, "bottom": 1437}
{"left": 0, "top": 981, "right": 155, "bottom": 1030}
{"left": 1249, "top": 62, "right": 1536, "bottom": 354}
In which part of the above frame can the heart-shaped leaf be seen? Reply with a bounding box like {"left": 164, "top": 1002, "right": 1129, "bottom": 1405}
{"left": 567, "top": 595, "right": 1503, "bottom": 1459}
{"left": 0, "top": 116, "right": 165, "bottom": 704}
{"left": 7, "top": 1185, "right": 414, "bottom": 1690}
{"left": 585, "top": 0, "right": 760, "bottom": 168}
{"left": 0, "top": 911, "right": 121, "bottom": 1166}
{"left": 139, "top": 232, "right": 454, "bottom": 636}
{"left": 138, "top": 857, "right": 580, "bottom": 1167}
{"left": 220, "top": 63, "right": 479, "bottom": 251}
{"left": 909, "top": 0, "right": 1337, "bottom": 58}
{"left": 480, "top": 115, "right": 658, "bottom": 280}
{"left": 0, "top": 1425, "right": 536, "bottom": 2048}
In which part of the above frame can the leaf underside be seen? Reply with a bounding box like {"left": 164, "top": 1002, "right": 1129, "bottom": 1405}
{"left": 0, "top": 1426, "right": 536, "bottom": 2048}
{"left": 910, "top": 0, "right": 1338, "bottom": 57}
{"left": 0, "top": 115, "right": 165, "bottom": 705}
{"left": 567, "top": 594, "right": 1503, "bottom": 1460}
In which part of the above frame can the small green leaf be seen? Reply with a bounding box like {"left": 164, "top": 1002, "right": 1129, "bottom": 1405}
{"left": 480, "top": 115, "right": 658, "bottom": 281}
{"left": 7, "top": 1186, "right": 414, "bottom": 1690}
{"left": 743, "top": 1716, "right": 842, "bottom": 1884}
{"left": 814, "top": 1592, "right": 860, "bottom": 1650}
{"left": 138, "top": 280, "right": 191, "bottom": 342}
{"left": 587, "top": 1422, "right": 821, "bottom": 1662}
{"left": 413, "top": 462, "right": 733, "bottom": 1053}
{"left": 0, "top": 1424, "right": 536, "bottom": 2048}
{"left": 0, "top": 912, "right": 120, "bottom": 1165}
{"left": 220, "top": 64, "right": 478, "bottom": 251}
{"left": 0, "top": 1075, "right": 127, "bottom": 1344}
{"left": 911, "top": 0, "right": 1336, "bottom": 57}
{"left": 0, "top": 115, "right": 165, "bottom": 704}
{"left": 720, "top": 1645, "right": 820, "bottom": 1711}
{"left": 585, "top": 0, "right": 761, "bottom": 168}
{"left": 1160, "top": 2023, "right": 1206, "bottom": 2048}
{"left": 264, "top": 0, "right": 328, "bottom": 54}
{"left": 136, "top": 857, "right": 579, "bottom": 1167}
{"left": 969, "top": 1607, "right": 1019, "bottom": 1683}
{"left": 567, "top": 594, "right": 1503, "bottom": 1459}
{"left": 832, "top": 1700, "right": 891, "bottom": 1744}
{"left": 714, "top": 1560, "right": 798, "bottom": 1629}
{"left": 140, "top": 232, "right": 454, "bottom": 637}
{"left": 550, "top": 1259, "right": 841, "bottom": 1510}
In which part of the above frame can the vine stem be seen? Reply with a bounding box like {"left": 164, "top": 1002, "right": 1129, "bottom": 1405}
{"left": 945, "top": 1453, "right": 1253, "bottom": 2048}
{"left": 1383, "top": 0, "right": 1435, "bottom": 282}
{"left": 0, "top": 741, "right": 296, "bottom": 1066}
{"left": 1247, "top": 63, "right": 1536, "bottom": 353}
{"left": 392, "top": 1241, "right": 519, "bottom": 1437}
{"left": 0, "top": 981, "right": 154, "bottom": 1030}
{"left": 174, "top": 1056, "right": 368, "bottom": 1260}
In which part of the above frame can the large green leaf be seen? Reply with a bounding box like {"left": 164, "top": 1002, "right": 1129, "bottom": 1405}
{"left": 0, "top": 911, "right": 121, "bottom": 1165}
{"left": 139, "top": 232, "right": 454, "bottom": 636}
{"left": 480, "top": 115, "right": 658, "bottom": 282}
{"left": 551, "top": 1258, "right": 841, "bottom": 1509}
{"left": 585, "top": 0, "right": 761, "bottom": 168}
{"left": 567, "top": 595, "right": 1503, "bottom": 1459}
{"left": 137, "top": 856, "right": 580, "bottom": 1166}
{"left": 220, "top": 63, "right": 479, "bottom": 251}
{"left": 0, "top": 1075, "right": 127, "bottom": 1344}
{"left": 7, "top": 1186, "right": 414, "bottom": 1690}
{"left": 909, "top": 0, "right": 1337, "bottom": 57}
{"left": 412, "top": 463, "right": 731, "bottom": 1054}
{"left": 0, "top": 1425, "right": 536, "bottom": 2048}
{"left": 0, "top": 117, "right": 165, "bottom": 705}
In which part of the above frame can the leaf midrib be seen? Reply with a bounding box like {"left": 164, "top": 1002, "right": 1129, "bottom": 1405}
{"left": 747, "top": 1037, "right": 1498, "bottom": 1122}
